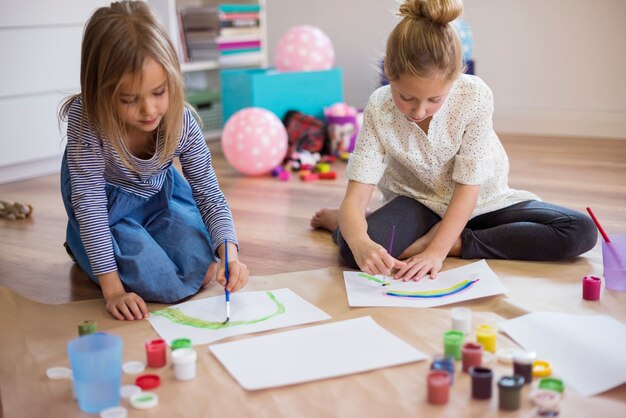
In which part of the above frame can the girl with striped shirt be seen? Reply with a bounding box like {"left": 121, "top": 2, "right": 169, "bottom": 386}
{"left": 59, "top": 1, "right": 248, "bottom": 320}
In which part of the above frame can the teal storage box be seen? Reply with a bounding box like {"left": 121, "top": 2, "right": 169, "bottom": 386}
{"left": 220, "top": 67, "right": 344, "bottom": 123}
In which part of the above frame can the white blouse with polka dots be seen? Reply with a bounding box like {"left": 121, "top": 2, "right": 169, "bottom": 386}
{"left": 346, "top": 74, "right": 539, "bottom": 219}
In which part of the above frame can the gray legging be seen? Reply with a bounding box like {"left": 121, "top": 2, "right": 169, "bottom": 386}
{"left": 333, "top": 197, "right": 598, "bottom": 269}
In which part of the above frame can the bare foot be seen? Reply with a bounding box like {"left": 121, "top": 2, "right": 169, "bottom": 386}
{"left": 201, "top": 262, "right": 218, "bottom": 288}
{"left": 310, "top": 208, "right": 339, "bottom": 231}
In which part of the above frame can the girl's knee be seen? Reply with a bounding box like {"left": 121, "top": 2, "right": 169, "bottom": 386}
{"left": 558, "top": 213, "right": 598, "bottom": 259}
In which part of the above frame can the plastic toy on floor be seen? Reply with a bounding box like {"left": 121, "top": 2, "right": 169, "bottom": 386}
{"left": 0, "top": 200, "right": 33, "bottom": 219}
{"left": 324, "top": 102, "right": 363, "bottom": 158}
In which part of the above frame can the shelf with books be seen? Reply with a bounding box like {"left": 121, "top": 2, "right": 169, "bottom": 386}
{"left": 148, "top": 0, "right": 267, "bottom": 139}
{"left": 149, "top": 0, "right": 267, "bottom": 72}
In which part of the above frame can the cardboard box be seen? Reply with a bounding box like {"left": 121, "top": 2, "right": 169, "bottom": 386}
{"left": 220, "top": 67, "right": 344, "bottom": 123}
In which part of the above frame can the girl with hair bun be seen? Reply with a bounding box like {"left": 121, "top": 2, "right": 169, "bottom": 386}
{"left": 312, "top": 0, "right": 596, "bottom": 281}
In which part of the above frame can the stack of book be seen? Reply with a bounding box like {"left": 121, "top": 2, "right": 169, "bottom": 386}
{"left": 217, "top": 3, "right": 262, "bottom": 67}
{"left": 179, "top": 6, "right": 220, "bottom": 63}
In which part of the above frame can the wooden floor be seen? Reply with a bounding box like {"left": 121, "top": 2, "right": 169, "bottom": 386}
{"left": 1, "top": 134, "right": 625, "bottom": 304}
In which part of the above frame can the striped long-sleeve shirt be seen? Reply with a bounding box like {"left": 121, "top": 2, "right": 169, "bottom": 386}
{"left": 66, "top": 99, "right": 237, "bottom": 276}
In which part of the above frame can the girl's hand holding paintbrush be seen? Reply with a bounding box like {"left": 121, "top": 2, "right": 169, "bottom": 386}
{"left": 216, "top": 241, "right": 249, "bottom": 293}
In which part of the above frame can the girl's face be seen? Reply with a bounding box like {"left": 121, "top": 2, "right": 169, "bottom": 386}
{"left": 116, "top": 56, "right": 169, "bottom": 138}
{"left": 389, "top": 73, "right": 452, "bottom": 124}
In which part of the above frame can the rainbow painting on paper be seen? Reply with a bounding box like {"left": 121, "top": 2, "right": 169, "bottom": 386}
{"left": 343, "top": 260, "right": 506, "bottom": 308}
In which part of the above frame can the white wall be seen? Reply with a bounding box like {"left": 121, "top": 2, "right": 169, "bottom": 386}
{"left": 266, "top": 0, "right": 398, "bottom": 111}
{"left": 0, "top": 0, "right": 110, "bottom": 184}
{"left": 463, "top": 0, "right": 626, "bottom": 139}
{"left": 267, "top": 0, "right": 626, "bottom": 139}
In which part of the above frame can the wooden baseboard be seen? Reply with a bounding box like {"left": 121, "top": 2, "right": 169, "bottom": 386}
{"left": 0, "top": 155, "right": 62, "bottom": 185}
{"left": 494, "top": 108, "right": 626, "bottom": 140}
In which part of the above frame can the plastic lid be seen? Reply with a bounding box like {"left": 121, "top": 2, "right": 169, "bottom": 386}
{"left": 532, "top": 360, "right": 553, "bottom": 377}
{"left": 529, "top": 389, "right": 561, "bottom": 408}
{"left": 538, "top": 377, "right": 565, "bottom": 393}
{"left": 120, "top": 384, "right": 142, "bottom": 399}
{"left": 130, "top": 391, "right": 159, "bottom": 410}
{"left": 123, "top": 360, "right": 146, "bottom": 375}
{"left": 100, "top": 406, "right": 128, "bottom": 418}
{"left": 498, "top": 375, "right": 525, "bottom": 389}
{"left": 46, "top": 366, "right": 72, "bottom": 380}
{"left": 481, "top": 351, "right": 494, "bottom": 364}
{"left": 171, "top": 347, "right": 198, "bottom": 365}
{"left": 513, "top": 350, "right": 537, "bottom": 364}
{"left": 135, "top": 374, "right": 161, "bottom": 390}
{"left": 171, "top": 338, "right": 193, "bottom": 350}
{"left": 496, "top": 348, "right": 524, "bottom": 364}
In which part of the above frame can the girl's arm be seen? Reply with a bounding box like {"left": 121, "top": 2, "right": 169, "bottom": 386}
{"left": 339, "top": 180, "right": 406, "bottom": 275}
{"left": 396, "top": 183, "right": 479, "bottom": 281}
{"left": 99, "top": 271, "right": 149, "bottom": 320}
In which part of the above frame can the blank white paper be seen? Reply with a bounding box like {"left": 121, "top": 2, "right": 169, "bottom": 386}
{"left": 209, "top": 316, "right": 427, "bottom": 390}
{"left": 147, "top": 288, "right": 331, "bottom": 345}
{"left": 344, "top": 259, "right": 507, "bottom": 308}
{"left": 498, "top": 312, "right": 626, "bottom": 397}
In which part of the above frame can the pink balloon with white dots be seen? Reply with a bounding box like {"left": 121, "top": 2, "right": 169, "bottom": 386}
{"left": 274, "top": 25, "right": 335, "bottom": 72}
{"left": 221, "top": 107, "right": 288, "bottom": 176}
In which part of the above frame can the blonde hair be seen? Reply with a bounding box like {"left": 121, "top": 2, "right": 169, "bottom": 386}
{"left": 59, "top": 1, "right": 185, "bottom": 170}
{"left": 385, "top": 0, "right": 464, "bottom": 81}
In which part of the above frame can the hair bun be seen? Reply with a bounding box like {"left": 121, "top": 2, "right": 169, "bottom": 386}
{"left": 398, "top": 0, "right": 463, "bottom": 25}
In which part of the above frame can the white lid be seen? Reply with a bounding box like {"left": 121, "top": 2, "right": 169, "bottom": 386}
{"left": 451, "top": 307, "right": 471, "bottom": 318}
{"left": 120, "top": 384, "right": 142, "bottom": 399}
{"left": 482, "top": 351, "right": 494, "bottom": 365}
{"left": 100, "top": 406, "right": 128, "bottom": 418}
{"left": 529, "top": 389, "right": 561, "bottom": 408}
{"left": 46, "top": 367, "right": 72, "bottom": 380}
{"left": 171, "top": 348, "right": 197, "bottom": 365}
{"left": 122, "top": 360, "right": 146, "bottom": 375}
{"left": 130, "top": 391, "right": 159, "bottom": 410}
{"left": 513, "top": 350, "right": 537, "bottom": 364}
{"left": 496, "top": 348, "right": 525, "bottom": 364}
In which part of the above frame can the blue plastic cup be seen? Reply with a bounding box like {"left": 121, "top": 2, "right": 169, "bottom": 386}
{"left": 67, "top": 332, "right": 122, "bottom": 413}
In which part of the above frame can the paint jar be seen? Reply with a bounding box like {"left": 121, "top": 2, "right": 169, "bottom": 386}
{"left": 476, "top": 324, "right": 497, "bottom": 353}
{"left": 443, "top": 330, "right": 464, "bottom": 360}
{"left": 513, "top": 351, "right": 536, "bottom": 384}
{"left": 430, "top": 355, "right": 455, "bottom": 385}
{"left": 498, "top": 375, "right": 525, "bottom": 411}
{"left": 538, "top": 377, "right": 565, "bottom": 394}
{"left": 469, "top": 366, "right": 493, "bottom": 399}
{"left": 171, "top": 338, "right": 192, "bottom": 351}
{"left": 450, "top": 307, "right": 471, "bottom": 334}
{"left": 532, "top": 360, "right": 552, "bottom": 378}
{"left": 461, "top": 342, "right": 483, "bottom": 373}
{"left": 171, "top": 348, "right": 197, "bottom": 381}
{"left": 582, "top": 276, "right": 601, "bottom": 300}
{"left": 427, "top": 370, "right": 451, "bottom": 404}
{"left": 77, "top": 320, "right": 97, "bottom": 336}
{"left": 530, "top": 389, "right": 561, "bottom": 417}
{"left": 145, "top": 338, "right": 167, "bottom": 368}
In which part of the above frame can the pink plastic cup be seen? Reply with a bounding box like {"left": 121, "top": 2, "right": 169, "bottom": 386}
{"left": 602, "top": 235, "right": 626, "bottom": 291}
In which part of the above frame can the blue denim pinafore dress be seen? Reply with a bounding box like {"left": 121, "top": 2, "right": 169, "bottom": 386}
{"left": 61, "top": 152, "right": 215, "bottom": 303}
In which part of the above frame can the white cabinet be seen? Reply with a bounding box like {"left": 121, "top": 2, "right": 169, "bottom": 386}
{"left": 0, "top": 1, "right": 110, "bottom": 184}
{"left": 148, "top": 0, "right": 268, "bottom": 140}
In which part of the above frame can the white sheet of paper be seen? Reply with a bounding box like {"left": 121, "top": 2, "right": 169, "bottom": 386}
{"left": 209, "top": 316, "right": 427, "bottom": 390}
{"left": 498, "top": 312, "right": 626, "bottom": 397}
{"left": 147, "top": 288, "right": 330, "bottom": 345}
{"left": 344, "top": 259, "right": 507, "bottom": 308}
